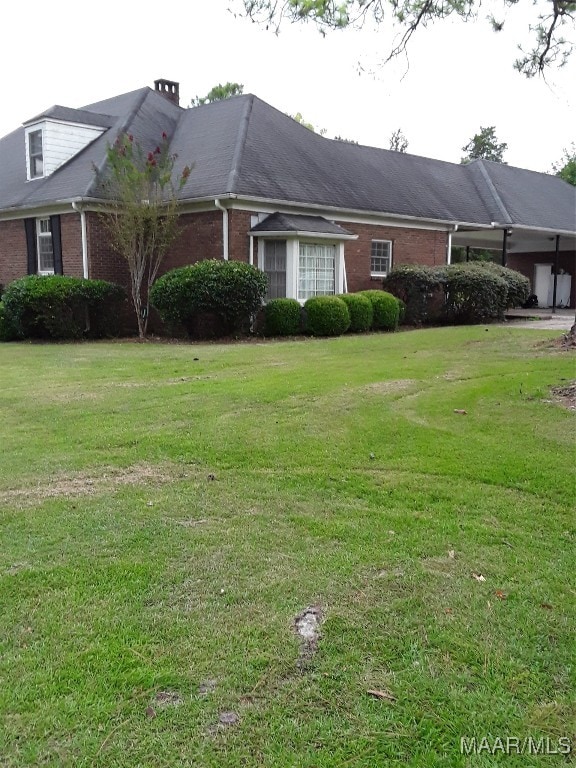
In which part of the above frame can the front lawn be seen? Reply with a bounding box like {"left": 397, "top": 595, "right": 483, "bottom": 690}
{"left": 0, "top": 327, "right": 574, "bottom": 767}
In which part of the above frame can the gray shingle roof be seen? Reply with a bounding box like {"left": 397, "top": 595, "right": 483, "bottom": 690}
{"left": 23, "top": 105, "right": 115, "bottom": 129}
{"left": 0, "top": 87, "right": 574, "bottom": 236}
{"left": 251, "top": 213, "right": 354, "bottom": 236}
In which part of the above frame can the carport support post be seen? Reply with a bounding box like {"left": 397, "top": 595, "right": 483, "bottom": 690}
{"left": 501, "top": 228, "right": 509, "bottom": 266}
{"left": 552, "top": 234, "right": 560, "bottom": 314}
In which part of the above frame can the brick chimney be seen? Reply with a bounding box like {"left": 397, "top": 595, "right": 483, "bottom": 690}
{"left": 154, "top": 79, "right": 180, "bottom": 106}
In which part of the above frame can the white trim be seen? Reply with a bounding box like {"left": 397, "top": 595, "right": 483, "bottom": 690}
{"left": 209, "top": 195, "right": 467, "bottom": 231}
{"left": 214, "top": 198, "right": 229, "bottom": 259}
{"left": 251, "top": 229, "right": 357, "bottom": 240}
{"left": 25, "top": 126, "right": 44, "bottom": 181}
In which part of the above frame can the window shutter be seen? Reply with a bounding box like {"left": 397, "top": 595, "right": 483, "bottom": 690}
{"left": 24, "top": 218, "right": 37, "bottom": 275}
{"left": 50, "top": 215, "right": 63, "bottom": 275}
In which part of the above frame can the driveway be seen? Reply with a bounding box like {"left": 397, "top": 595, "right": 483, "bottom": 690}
{"left": 502, "top": 309, "right": 575, "bottom": 330}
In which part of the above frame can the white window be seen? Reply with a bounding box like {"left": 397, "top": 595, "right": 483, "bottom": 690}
{"left": 28, "top": 130, "right": 44, "bottom": 179}
{"left": 298, "top": 243, "right": 336, "bottom": 300}
{"left": 371, "top": 240, "right": 392, "bottom": 276}
{"left": 264, "top": 240, "right": 287, "bottom": 300}
{"left": 36, "top": 218, "right": 54, "bottom": 274}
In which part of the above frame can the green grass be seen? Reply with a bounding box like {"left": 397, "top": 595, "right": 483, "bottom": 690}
{"left": 0, "top": 327, "right": 574, "bottom": 767}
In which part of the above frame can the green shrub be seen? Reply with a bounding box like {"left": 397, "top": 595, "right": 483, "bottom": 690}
{"left": 150, "top": 260, "right": 268, "bottom": 337}
{"left": 383, "top": 265, "right": 445, "bottom": 325}
{"left": 397, "top": 298, "right": 406, "bottom": 324}
{"left": 0, "top": 276, "right": 125, "bottom": 340}
{"left": 263, "top": 298, "right": 302, "bottom": 336}
{"left": 337, "top": 293, "right": 373, "bottom": 333}
{"left": 0, "top": 301, "right": 18, "bottom": 341}
{"left": 358, "top": 290, "right": 400, "bottom": 331}
{"left": 476, "top": 262, "right": 530, "bottom": 308}
{"left": 304, "top": 296, "right": 350, "bottom": 336}
{"left": 443, "top": 264, "right": 508, "bottom": 323}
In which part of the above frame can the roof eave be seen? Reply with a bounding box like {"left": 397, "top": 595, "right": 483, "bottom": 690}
{"left": 250, "top": 229, "right": 358, "bottom": 240}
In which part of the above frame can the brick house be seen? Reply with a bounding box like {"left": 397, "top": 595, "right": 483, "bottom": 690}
{"left": 1, "top": 78, "right": 575, "bottom": 308}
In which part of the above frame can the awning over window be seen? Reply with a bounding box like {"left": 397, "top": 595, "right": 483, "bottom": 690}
{"left": 250, "top": 213, "right": 356, "bottom": 239}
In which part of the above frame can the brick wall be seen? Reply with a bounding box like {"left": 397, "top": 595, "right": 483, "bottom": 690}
{"left": 2, "top": 209, "right": 449, "bottom": 299}
{"left": 0, "top": 220, "right": 27, "bottom": 288}
{"left": 507, "top": 251, "right": 576, "bottom": 308}
{"left": 85, "top": 210, "right": 225, "bottom": 286}
{"left": 0, "top": 213, "right": 84, "bottom": 288}
{"left": 85, "top": 213, "right": 130, "bottom": 285}
{"left": 229, "top": 210, "right": 253, "bottom": 263}
{"left": 339, "top": 222, "right": 448, "bottom": 293}
{"left": 60, "top": 214, "right": 83, "bottom": 277}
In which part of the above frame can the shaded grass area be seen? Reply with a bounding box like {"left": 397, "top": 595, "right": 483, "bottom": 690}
{"left": 0, "top": 327, "right": 574, "bottom": 766}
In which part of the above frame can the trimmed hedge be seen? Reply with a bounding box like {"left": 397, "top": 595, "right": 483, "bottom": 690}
{"left": 443, "top": 264, "right": 508, "bottom": 323}
{"left": 0, "top": 302, "right": 16, "bottom": 341}
{"left": 337, "top": 293, "right": 373, "bottom": 332}
{"left": 358, "top": 290, "right": 400, "bottom": 331}
{"left": 476, "top": 262, "right": 530, "bottom": 308}
{"left": 0, "top": 276, "right": 125, "bottom": 340}
{"left": 263, "top": 298, "right": 302, "bottom": 336}
{"left": 150, "top": 260, "right": 268, "bottom": 337}
{"left": 304, "top": 295, "right": 350, "bottom": 336}
{"left": 383, "top": 265, "right": 445, "bottom": 325}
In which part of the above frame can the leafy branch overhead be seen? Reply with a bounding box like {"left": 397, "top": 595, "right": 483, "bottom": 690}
{"left": 241, "top": 0, "right": 576, "bottom": 76}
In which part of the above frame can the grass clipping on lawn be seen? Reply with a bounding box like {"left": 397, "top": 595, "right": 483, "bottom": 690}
{"left": 0, "top": 326, "right": 574, "bottom": 767}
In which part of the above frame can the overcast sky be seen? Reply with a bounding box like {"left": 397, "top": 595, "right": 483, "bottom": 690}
{"left": 2, "top": 0, "right": 574, "bottom": 173}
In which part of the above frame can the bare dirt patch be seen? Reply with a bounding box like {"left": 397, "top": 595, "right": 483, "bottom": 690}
{"left": 0, "top": 462, "right": 180, "bottom": 505}
{"left": 549, "top": 381, "right": 576, "bottom": 411}
{"left": 359, "top": 379, "right": 416, "bottom": 395}
{"left": 294, "top": 604, "right": 323, "bottom": 668}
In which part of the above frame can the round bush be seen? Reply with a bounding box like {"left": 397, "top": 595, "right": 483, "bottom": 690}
{"left": 263, "top": 298, "right": 302, "bottom": 336}
{"left": 337, "top": 293, "right": 373, "bottom": 332}
{"left": 304, "top": 296, "right": 350, "bottom": 336}
{"left": 358, "top": 290, "right": 400, "bottom": 331}
{"left": 150, "top": 260, "right": 268, "bottom": 337}
{"left": 383, "top": 265, "right": 445, "bottom": 325}
{"left": 443, "top": 263, "right": 508, "bottom": 323}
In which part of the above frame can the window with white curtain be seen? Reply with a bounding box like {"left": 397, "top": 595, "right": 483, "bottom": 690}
{"left": 298, "top": 243, "right": 336, "bottom": 300}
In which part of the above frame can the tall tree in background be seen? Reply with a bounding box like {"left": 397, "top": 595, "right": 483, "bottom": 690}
{"left": 389, "top": 128, "right": 409, "bottom": 152}
{"left": 461, "top": 126, "right": 508, "bottom": 163}
{"left": 552, "top": 144, "right": 576, "bottom": 185}
{"left": 96, "top": 134, "right": 191, "bottom": 339}
{"left": 240, "top": 1, "right": 575, "bottom": 77}
{"left": 192, "top": 82, "right": 244, "bottom": 107}
{"left": 291, "top": 112, "right": 327, "bottom": 135}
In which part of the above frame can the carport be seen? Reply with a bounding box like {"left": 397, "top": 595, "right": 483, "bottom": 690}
{"left": 451, "top": 225, "right": 576, "bottom": 310}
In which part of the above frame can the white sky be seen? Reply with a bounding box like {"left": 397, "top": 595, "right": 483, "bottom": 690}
{"left": 1, "top": 0, "right": 574, "bottom": 172}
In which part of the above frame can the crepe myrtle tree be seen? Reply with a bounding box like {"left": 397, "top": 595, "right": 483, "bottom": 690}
{"left": 95, "top": 133, "right": 192, "bottom": 338}
{"left": 240, "top": 0, "right": 575, "bottom": 77}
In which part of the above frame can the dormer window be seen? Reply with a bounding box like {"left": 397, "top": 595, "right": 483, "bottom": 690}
{"left": 28, "top": 129, "right": 44, "bottom": 178}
